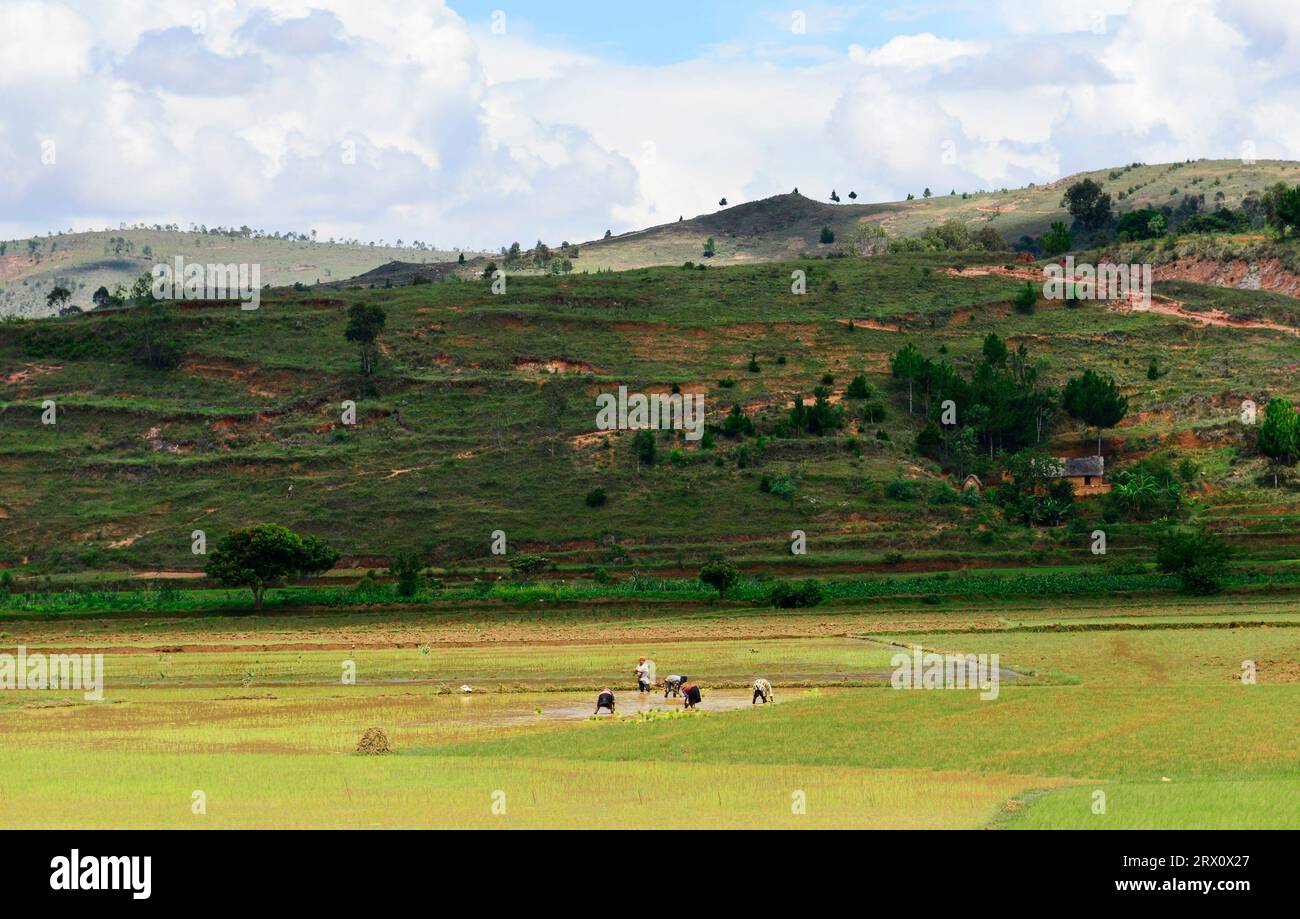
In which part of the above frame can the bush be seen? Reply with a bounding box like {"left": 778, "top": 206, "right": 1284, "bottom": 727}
{"left": 699, "top": 558, "right": 739, "bottom": 598}
{"left": 769, "top": 579, "right": 824, "bottom": 608}
{"left": 886, "top": 479, "right": 918, "bottom": 501}
{"left": 1156, "top": 527, "right": 1232, "bottom": 595}
{"left": 929, "top": 483, "right": 960, "bottom": 505}
{"left": 632, "top": 429, "right": 656, "bottom": 466}
{"left": 509, "top": 554, "right": 552, "bottom": 580}
{"left": 386, "top": 552, "right": 427, "bottom": 597}
{"left": 1013, "top": 281, "right": 1037, "bottom": 313}
{"left": 845, "top": 374, "right": 871, "bottom": 399}
{"left": 585, "top": 487, "right": 607, "bottom": 507}
{"left": 766, "top": 474, "right": 796, "bottom": 500}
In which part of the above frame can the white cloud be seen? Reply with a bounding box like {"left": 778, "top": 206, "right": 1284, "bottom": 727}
{"left": 0, "top": 1, "right": 93, "bottom": 85}
{"left": 0, "top": 0, "right": 1297, "bottom": 249}
{"left": 849, "top": 33, "right": 988, "bottom": 70}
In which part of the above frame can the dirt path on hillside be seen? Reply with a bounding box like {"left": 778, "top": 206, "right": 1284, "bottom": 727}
{"left": 947, "top": 265, "right": 1300, "bottom": 335}
{"left": 1120, "top": 290, "right": 1300, "bottom": 336}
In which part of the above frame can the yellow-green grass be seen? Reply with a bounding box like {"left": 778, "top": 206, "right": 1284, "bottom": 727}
{"left": 1, "top": 612, "right": 1295, "bottom": 828}
{"left": 0, "top": 637, "right": 899, "bottom": 688}
{"left": 881, "top": 624, "right": 1300, "bottom": 685}
{"left": 0, "top": 745, "right": 1059, "bottom": 829}
{"left": 1007, "top": 779, "right": 1300, "bottom": 829}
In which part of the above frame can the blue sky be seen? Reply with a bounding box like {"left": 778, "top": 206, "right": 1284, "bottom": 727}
{"left": 454, "top": 1, "right": 1000, "bottom": 66}
{"left": 0, "top": 1, "right": 1297, "bottom": 247}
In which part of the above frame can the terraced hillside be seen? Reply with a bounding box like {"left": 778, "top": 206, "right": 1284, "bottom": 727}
{"left": 2, "top": 248, "right": 1298, "bottom": 588}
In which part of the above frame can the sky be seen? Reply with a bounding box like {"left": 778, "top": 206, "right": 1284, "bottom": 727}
{"left": 1, "top": 0, "right": 1298, "bottom": 250}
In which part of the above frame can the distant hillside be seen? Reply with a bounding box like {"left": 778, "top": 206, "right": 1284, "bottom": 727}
{"left": 563, "top": 159, "right": 1300, "bottom": 271}
{"left": 0, "top": 230, "right": 481, "bottom": 318}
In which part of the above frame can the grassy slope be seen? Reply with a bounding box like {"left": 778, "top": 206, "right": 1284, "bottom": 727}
{"left": 568, "top": 159, "right": 1300, "bottom": 271}
{"left": 0, "top": 229, "right": 478, "bottom": 318}
{"left": 2, "top": 249, "right": 1299, "bottom": 580}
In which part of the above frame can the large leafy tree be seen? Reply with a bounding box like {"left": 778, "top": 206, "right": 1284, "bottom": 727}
{"left": 1063, "top": 178, "right": 1113, "bottom": 231}
{"left": 205, "top": 524, "right": 335, "bottom": 610}
{"left": 1258, "top": 397, "right": 1299, "bottom": 487}
{"left": 1062, "top": 369, "right": 1128, "bottom": 455}
{"left": 1264, "top": 183, "right": 1300, "bottom": 236}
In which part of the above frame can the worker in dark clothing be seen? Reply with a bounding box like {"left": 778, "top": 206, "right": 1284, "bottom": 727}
{"left": 681, "top": 682, "right": 702, "bottom": 711}
{"left": 594, "top": 688, "right": 616, "bottom": 715}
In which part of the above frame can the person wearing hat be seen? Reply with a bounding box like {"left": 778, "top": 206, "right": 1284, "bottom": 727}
{"left": 634, "top": 657, "right": 651, "bottom": 693}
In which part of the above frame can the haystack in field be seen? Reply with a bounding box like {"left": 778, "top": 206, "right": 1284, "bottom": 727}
{"left": 356, "top": 726, "right": 393, "bottom": 754}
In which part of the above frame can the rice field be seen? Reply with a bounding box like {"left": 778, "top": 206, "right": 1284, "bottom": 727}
{"left": 1, "top": 597, "right": 1295, "bottom": 829}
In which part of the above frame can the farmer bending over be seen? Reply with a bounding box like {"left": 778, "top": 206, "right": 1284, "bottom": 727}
{"left": 594, "top": 688, "right": 616, "bottom": 715}
{"left": 752, "top": 678, "right": 773, "bottom": 704}
{"left": 681, "top": 682, "right": 702, "bottom": 711}
{"left": 663, "top": 674, "right": 686, "bottom": 698}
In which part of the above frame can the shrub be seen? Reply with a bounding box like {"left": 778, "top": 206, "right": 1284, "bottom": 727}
{"left": 767, "top": 474, "right": 797, "bottom": 500}
{"left": 1013, "top": 281, "right": 1037, "bottom": 313}
{"left": 886, "top": 479, "right": 917, "bottom": 501}
{"left": 585, "top": 487, "right": 607, "bottom": 507}
{"left": 929, "top": 483, "right": 960, "bottom": 505}
{"left": 509, "top": 554, "right": 552, "bottom": 580}
{"left": 845, "top": 374, "right": 871, "bottom": 399}
{"left": 864, "top": 401, "right": 886, "bottom": 423}
{"left": 722, "top": 404, "right": 755, "bottom": 438}
{"left": 769, "top": 579, "right": 824, "bottom": 608}
{"left": 1156, "top": 527, "right": 1232, "bottom": 595}
{"left": 632, "top": 429, "right": 656, "bottom": 466}
{"left": 699, "top": 558, "right": 739, "bottom": 598}
{"left": 386, "top": 552, "right": 427, "bottom": 597}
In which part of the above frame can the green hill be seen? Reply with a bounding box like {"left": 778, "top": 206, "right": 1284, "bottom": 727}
{"left": 3, "top": 245, "right": 1299, "bottom": 583}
